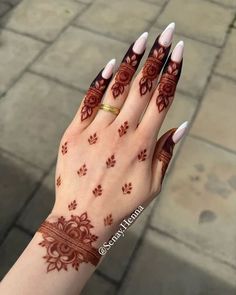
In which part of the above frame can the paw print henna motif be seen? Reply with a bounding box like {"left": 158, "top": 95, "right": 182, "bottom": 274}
{"left": 122, "top": 182, "right": 132, "bottom": 195}
{"left": 93, "top": 185, "right": 103, "bottom": 197}
{"left": 111, "top": 43, "right": 144, "bottom": 98}
{"left": 81, "top": 70, "right": 112, "bottom": 121}
{"left": 118, "top": 121, "right": 129, "bottom": 137}
{"left": 61, "top": 142, "right": 68, "bottom": 155}
{"left": 88, "top": 133, "right": 98, "bottom": 145}
{"left": 106, "top": 154, "right": 116, "bottom": 168}
{"left": 77, "top": 164, "right": 87, "bottom": 177}
{"left": 138, "top": 149, "right": 147, "bottom": 162}
{"left": 104, "top": 214, "right": 113, "bottom": 226}
{"left": 38, "top": 213, "right": 101, "bottom": 272}
{"left": 68, "top": 200, "right": 77, "bottom": 211}
{"left": 56, "top": 176, "right": 61, "bottom": 187}
{"left": 139, "top": 35, "right": 170, "bottom": 96}
{"left": 156, "top": 58, "right": 182, "bottom": 113}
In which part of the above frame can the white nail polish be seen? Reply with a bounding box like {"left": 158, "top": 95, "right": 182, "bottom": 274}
{"left": 159, "top": 22, "right": 175, "bottom": 47}
{"left": 171, "top": 40, "right": 184, "bottom": 62}
{"left": 172, "top": 121, "right": 188, "bottom": 144}
{"left": 102, "top": 58, "right": 116, "bottom": 79}
{"left": 133, "top": 32, "right": 148, "bottom": 54}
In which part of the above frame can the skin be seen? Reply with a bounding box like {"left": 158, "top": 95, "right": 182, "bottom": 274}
{"left": 0, "top": 25, "right": 184, "bottom": 295}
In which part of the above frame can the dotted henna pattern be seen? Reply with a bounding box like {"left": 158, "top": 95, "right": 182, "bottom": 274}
{"left": 93, "top": 185, "right": 103, "bottom": 197}
{"left": 122, "top": 182, "right": 132, "bottom": 195}
{"left": 118, "top": 121, "right": 129, "bottom": 137}
{"left": 104, "top": 214, "right": 113, "bottom": 226}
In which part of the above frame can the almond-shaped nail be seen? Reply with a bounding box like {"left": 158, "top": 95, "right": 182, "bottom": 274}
{"left": 102, "top": 58, "right": 116, "bottom": 79}
{"left": 171, "top": 40, "right": 184, "bottom": 62}
{"left": 133, "top": 32, "right": 148, "bottom": 54}
{"left": 159, "top": 22, "right": 175, "bottom": 47}
{"left": 172, "top": 121, "right": 188, "bottom": 143}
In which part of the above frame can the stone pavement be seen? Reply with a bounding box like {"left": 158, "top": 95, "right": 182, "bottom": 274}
{"left": 0, "top": 0, "right": 236, "bottom": 294}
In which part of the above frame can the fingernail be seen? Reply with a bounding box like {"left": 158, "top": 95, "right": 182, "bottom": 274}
{"left": 102, "top": 58, "right": 116, "bottom": 79}
{"left": 133, "top": 32, "right": 148, "bottom": 54}
{"left": 172, "top": 121, "right": 188, "bottom": 144}
{"left": 159, "top": 22, "right": 175, "bottom": 47}
{"left": 171, "top": 40, "right": 184, "bottom": 62}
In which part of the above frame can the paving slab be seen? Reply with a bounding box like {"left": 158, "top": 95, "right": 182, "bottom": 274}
{"left": 215, "top": 29, "right": 236, "bottom": 80}
{"left": 150, "top": 136, "right": 236, "bottom": 267}
{"left": 191, "top": 75, "right": 236, "bottom": 152}
{"left": 0, "top": 2, "right": 10, "bottom": 16}
{"left": 4, "top": 0, "right": 85, "bottom": 42}
{"left": 0, "top": 227, "right": 31, "bottom": 280}
{"left": 0, "top": 72, "right": 83, "bottom": 169}
{"left": 74, "top": 0, "right": 161, "bottom": 43}
{"left": 210, "top": 0, "right": 236, "bottom": 8}
{"left": 31, "top": 26, "right": 129, "bottom": 90}
{"left": 0, "top": 29, "right": 45, "bottom": 94}
{"left": 119, "top": 229, "right": 236, "bottom": 295}
{"left": 148, "top": 27, "right": 219, "bottom": 97}
{"left": 0, "top": 151, "right": 42, "bottom": 240}
{"left": 142, "top": 0, "right": 167, "bottom": 6}
{"left": 155, "top": 0, "right": 234, "bottom": 46}
{"left": 82, "top": 273, "right": 116, "bottom": 295}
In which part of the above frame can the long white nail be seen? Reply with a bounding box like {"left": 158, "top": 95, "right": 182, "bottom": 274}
{"left": 171, "top": 40, "right": 184, "bottom": 62}
{"left": 133, "top": 32, "right": 148, "bottom": 54}
{"left": 159, "top": 22, "right": 175, "bottom": 47}
{"left": 172, "top": 121, "right": 188, "bottom": 144}
{"left": 102, "top": 58, "right": 116, "bottom": 79}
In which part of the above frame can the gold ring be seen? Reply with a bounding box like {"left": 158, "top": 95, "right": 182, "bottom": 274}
{"left": 99, "top": 103, "right": 120, "bottom": 116}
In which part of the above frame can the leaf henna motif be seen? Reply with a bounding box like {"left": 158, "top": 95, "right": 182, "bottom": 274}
{"left": 106, "top": 155, "right": 116, "bottom": 168}
{"left": 118, "top": 121, "right": 129, "bottom": 137}
{"left": 93, "top": 185, "right": 103, "bottom": 197}
{"left": 68, "top": 200, "right": 77, "bottom": 211}
{"left": 77, "top": 164, "right": 87, "bottom": 177}
{"left": 38, "top": 213, "right": 101, "bottom": 272}
{"left": 88, "top": 133, "right": 98, "bottom": 145}
{"left": 122, "top": 182, "right": 132, "bottom": 195}
{"left": 138, "top": 149, "right": 147, "bottom": 162}
{"left": 104, "top": 214, "right": 113, "bottom": 226}
{"left": 61, "top": 142, "right": 68, "bottom": 155}
{"left": 56, "top": 176, "right": 61, "bottom": 187}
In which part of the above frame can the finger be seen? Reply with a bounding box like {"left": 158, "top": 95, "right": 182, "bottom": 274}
{"left": 152, "top": 121, "right": 188, "bottom": 191}
{"left": 116, "top": 23, "right": 174, "bottom": 128}
{"left": 93, "top": 32, "right": 148, "bottom": 126}
{"left": 68, "top": 59, "right": 115, "bottom": 132}
{"left": 138, "top": 41, "right": 184, "bottom": 141}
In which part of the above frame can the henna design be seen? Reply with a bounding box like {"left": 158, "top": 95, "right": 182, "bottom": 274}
{"left": 106, "top": 154, "right": 116, "bottom": 168}
{"left": 61, "top": 142, "right": 68, "bottom": 155}
{"left": 88, "top": 133, "right": 98, "bottom": 145}
{"left": 68, "top": 200, "right": 77, "bottom": 211}
{"left": 118, "top": 121, "right": 129, "bottom": 137}
{"left": 93, "top": 185, "right": 103, "bottom": 197}
{"left": 77, "top": 164, "right": 87, "bottom": 177}
{"left": 111, "top": 43, "right": 144, "bottom": 98}
{"left": 156, "top": 57, "right": 182, "bottom": 113}
{"left": 38, "top": 213, "right": 100, "bottom": 272}
{"left": 104, "top": 214, "right": 113, "bottom": 226}
{"left": 122, "top": 182, "right": 132, "bottom": 195}
{"left": 56, "top": 176, "right": 61, "bottom": 187}
{"left": 81, "top": 70, "right": 112, "bottom": 121}
{"left": 138, "top": 149, "right": 147, "bottom": 162}
{"left": 139, "top": 35, "right": 170, "bottom": 96}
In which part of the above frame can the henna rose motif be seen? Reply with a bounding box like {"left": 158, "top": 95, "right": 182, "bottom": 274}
{"left": 38, "top": 213, "right": 100, "bottom": 272}
{"left": 122, "top": 182, "right": 133, "bottom": 195}
{"left": 104, "top": 214, "right": 113, "bottom": 226}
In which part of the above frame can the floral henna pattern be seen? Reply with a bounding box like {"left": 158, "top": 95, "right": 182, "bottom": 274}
{"left": 77, "top": 164, "right": 87, "bottom": 177}
{"left": 138, "top": 149, "right": 147, "bottom": 162}
{"left": 56, "top": 176, "right": 61, "bottom": 187}
{"left": 61, "top": 142, "right": 68, "bottom": 155}
{"left": 38, "top": 213, "right": 100, "bottom": 272}
{"left": 68, "top": 200, "right": 77, "bottom": 211}
{"left": 122, "top": 182, "right": 132, "bottom": 195}
{"left": 93, "top": 185, "right": 103, "bottom": 197}
{"left": 111, "top": 43, "right": 144, "bottom": 98}
{"left": 118, "top": 121, "right": 129, "bottom": 137}
{"left": 156, "top": 57, "right": 182, "bottom": 113}
{"left": 139, "top": 35, "right": 170, "bottom": 96}
{"left": 88, "top": 133, "right": 98, "bottom": 145}
{"left": 106, "top": 154, "right": 116, "bottom": 168}
{"left": 81, "top": 70, "right": 112, "bottom": 121}
{"left": 104, "top": 214, "right": 113, "bottom": 226}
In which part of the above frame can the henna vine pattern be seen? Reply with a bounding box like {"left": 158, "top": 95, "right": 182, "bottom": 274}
{"left": 61, "top": 142, "right": 68, "bottom": 155}
{"left": 38, "top": 213, "right": 100, "bottom": 272}
{"left": 122, "top": 182, "right": 132, "bottom": 195}
{"left": 104, "top": 214, "right": 113, "bottom": 226}
{"left": 81, "top": 70, "right": 112, "bottom": 121}
{"left": 93, "top": 185, "right": 103, "bottom": 197}
{"left": 77, "top": 164, "right": 87, "bottom": 177}
{"left": 88, "top": 133, "right": 98, "bottom": 145}
{"left": 156, "top": 58, "right": 182, "bottom": 113}
{"left": 118, "top": 121, "right": 129, "bottom": 137}
{"left": 139, "top": 35, "right": 170, "bottom": 96}
{"left": 111, "top": 43, "right": 144, "bottom": 98}
{"left": 106, "top": 154, "right": 116, "bottom": 168}
{"left": 56, "top": 176, "right": 61, "bottom": 187}
{"left": 138, "top": 149, "right": 147, "bottom": 162}
{"left": 68, "top": 200, "right": 77, "bottom": 211}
